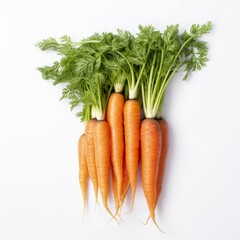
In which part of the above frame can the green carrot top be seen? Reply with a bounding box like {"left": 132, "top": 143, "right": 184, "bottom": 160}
{"left": 37, "top": 22, "right": 212, "bottom": 121}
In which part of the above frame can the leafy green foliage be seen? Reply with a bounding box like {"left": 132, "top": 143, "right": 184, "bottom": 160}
{"left": 136, "top": 22, "right": 212, "bottom": 118}
{"left": 36, "top": 37, "right": 60, "bottom": 51}
{"left": 37, "top": 22, "right": 212, "bottom": 121}
{"left": 190, "top": 21, "right": 212, "bottom": 38}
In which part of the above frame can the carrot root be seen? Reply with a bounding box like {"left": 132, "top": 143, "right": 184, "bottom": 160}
{"left": 85, "top": 119, "right": 98, "bottom": 202}
{"left": 155, "top": 118, "right": 169, "bottom": 207}
{"left": 124, "top": 99, "right": 140, "bottom": 209}
{"left": 107, "top": 93, "right": 124, "bottom": 202}
{"left": 94, "top": 120, "right": 120, "bottom": 224}
{"left": 78, "top": 134, "right": 88, "bottom": 220}
{"left": 141, "top": 118, "right": 162, "bottom": 228}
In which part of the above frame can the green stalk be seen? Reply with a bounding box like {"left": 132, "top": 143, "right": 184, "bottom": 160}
{"left": 156, "top": 96, "right": 164, "bottom": 119}
{"left": 141, "top": 85, "right": 146, "bottom": 114}
{"left": 152, "top": 62, "right": 184, "bottom": 117}
{"left": 116, "top": 51, "right": 135, "bottom": 91}
{"left": 151, "top": 36, "right": 193, "bottom": 116}
{"left": 81, "top": 105, "right": 91, "bottom": 125}
{"left": 150, "top": 48, "right": 165, "bottom": 110}
{"left": 97, "top": 85, "right": 103, "bottom": 120}
{"left": 145, "top": 53, "right": 157, "bottom": 118}
{"left": 130, "top": 44, "right": 153, "bottom": 99}
{"left": 159, "top": 36, "right": 193, "bottom": 92}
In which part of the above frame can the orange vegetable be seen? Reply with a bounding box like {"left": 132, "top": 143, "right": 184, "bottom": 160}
{"left": 112, "top": 170, "right": 120, "bottom": 214}
{"left": 141, "top": 118, "right": 161, "bottom": 227}
{"left": 156, "top": 118, "right": 169, "bottom": 206}
{"left": 120, "top": 155, "right": 129, "bottom": 206}
{"left": 94, "top": 120, "right": 115, "bottom": 219}
{"left": 123, "top": 99, "right": 141, "bottom": 208}
{"left": 85, "top": 119, "right": 98, "bottom": 201}
{"left": 78, "top": 134, "right": 88, "bottom": 211}
{"left": 107, "top": 93, "right": 125, "bottom": 202}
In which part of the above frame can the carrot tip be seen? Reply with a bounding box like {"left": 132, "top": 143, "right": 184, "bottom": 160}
{"left": 116, "top": 209, "right": 125, "bottom": 222}
{"left": 141, "top": 215, "right": 151, "bottom": 225}
{"left": 103, "top": 201, "right": 120, "bottom": 225}
{"left": 142, "top": 215, "right": 165, "bottom": 233}
{"left": 82, "top": 201, "right": 87, "bottom": 223}
{"left": 118, "top": 202, "right": 125, "bottom": 221}
{"left": 104, "top": 214, "right": 123, "bottom": 230}
{"left": 152, "top": 218, "right": 164, "bottom": 233}
{"left": 116, "top": 212, "right": 125, "bottom": 222}
{"left": 130, "top": 188, "right": 136, "bottom": 212}
{"left": 94, "top": 200, "right": 102, "bottom": 216}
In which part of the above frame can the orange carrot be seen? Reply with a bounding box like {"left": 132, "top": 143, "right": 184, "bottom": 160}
{"left": 124, "top": 99, "right": 140, "bottom": 208}
{"left": 107, "top": 93, "right": 124, "bottom": 202}
{"left": 112, "top": 166, "right": 120, "bottom": 213}
{"left": 78, "top": 134, "right": 88, "bottom": 212}
{"left": 141, "top": 118, "right": 161, "bottom": 227}
{"left": 94, "top": 120, "right": 115, "bottom": 219}
{"left": 85, "top": 119, "right": 98, "bottom": 201}
{"left": 120, "top": 155, "right": 129, "bottom": 207}
{"left": 155, "top": 118, "right": 169, "bottom": 206}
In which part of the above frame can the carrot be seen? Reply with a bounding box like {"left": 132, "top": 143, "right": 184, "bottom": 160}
{"left": 38, "top": 23, "right": 212, "bottom": 225}
{"left": 120, "top": 155, "right": 129, "bottom": 206}
{"left": 85, "top": 119, "right": 98, "bottom": 202}
{"left": 112, "top": 167, "right": 120, "bottom": 214}
{"left": 113, "top": 167, "right": 128, "bottom": 220}
{"left": 156, "top": 118, "right": 169, "bottom": 206}
{"left": 78, "top": 134, "right": 88, "bottom": 213}
{"left": 141, "top": 118, "right": 161, "bottom": 228}
{"left": 94, "top": 120, "right": 116, "bottom": 219}
{"left": 107, "top": 93, "right": 124, "bottom": 203}
{"left": 124, "top": 99, "right": 140, "bottom": 208}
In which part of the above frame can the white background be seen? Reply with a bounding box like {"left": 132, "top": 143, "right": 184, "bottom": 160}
{"left": 0, "top": 0, "right": 239, "bottom": 239}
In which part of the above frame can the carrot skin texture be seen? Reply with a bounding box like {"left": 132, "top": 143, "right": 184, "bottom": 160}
{"left": 121, "top": 155, "right": 129, "bottom": 205}
{"left": 141, "top": 119, "right": 161, "bottom": 222}
{"left": 85, "top": 119, "right": 98, "bottom": 201}
{"left": 78, "top": 134, "right": 88, "bottom": 208}
{"left": 156, "top": 118, "right": 169, "bottom": 205}
{"left": 124, "top": 99, "right": 141, "bottom": 206}
{"left": 94, "top": 121, "right": 113, "bottom": 217}
{"left": 107, "top": 93, "right": 124, "bottom": 202}
{"left": 112, "top": 170, "right": 120, "bottom": 213}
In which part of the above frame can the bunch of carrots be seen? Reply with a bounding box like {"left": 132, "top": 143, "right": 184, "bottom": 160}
{"left": 37, "top": 22, "right": 212, "bottom": 228}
